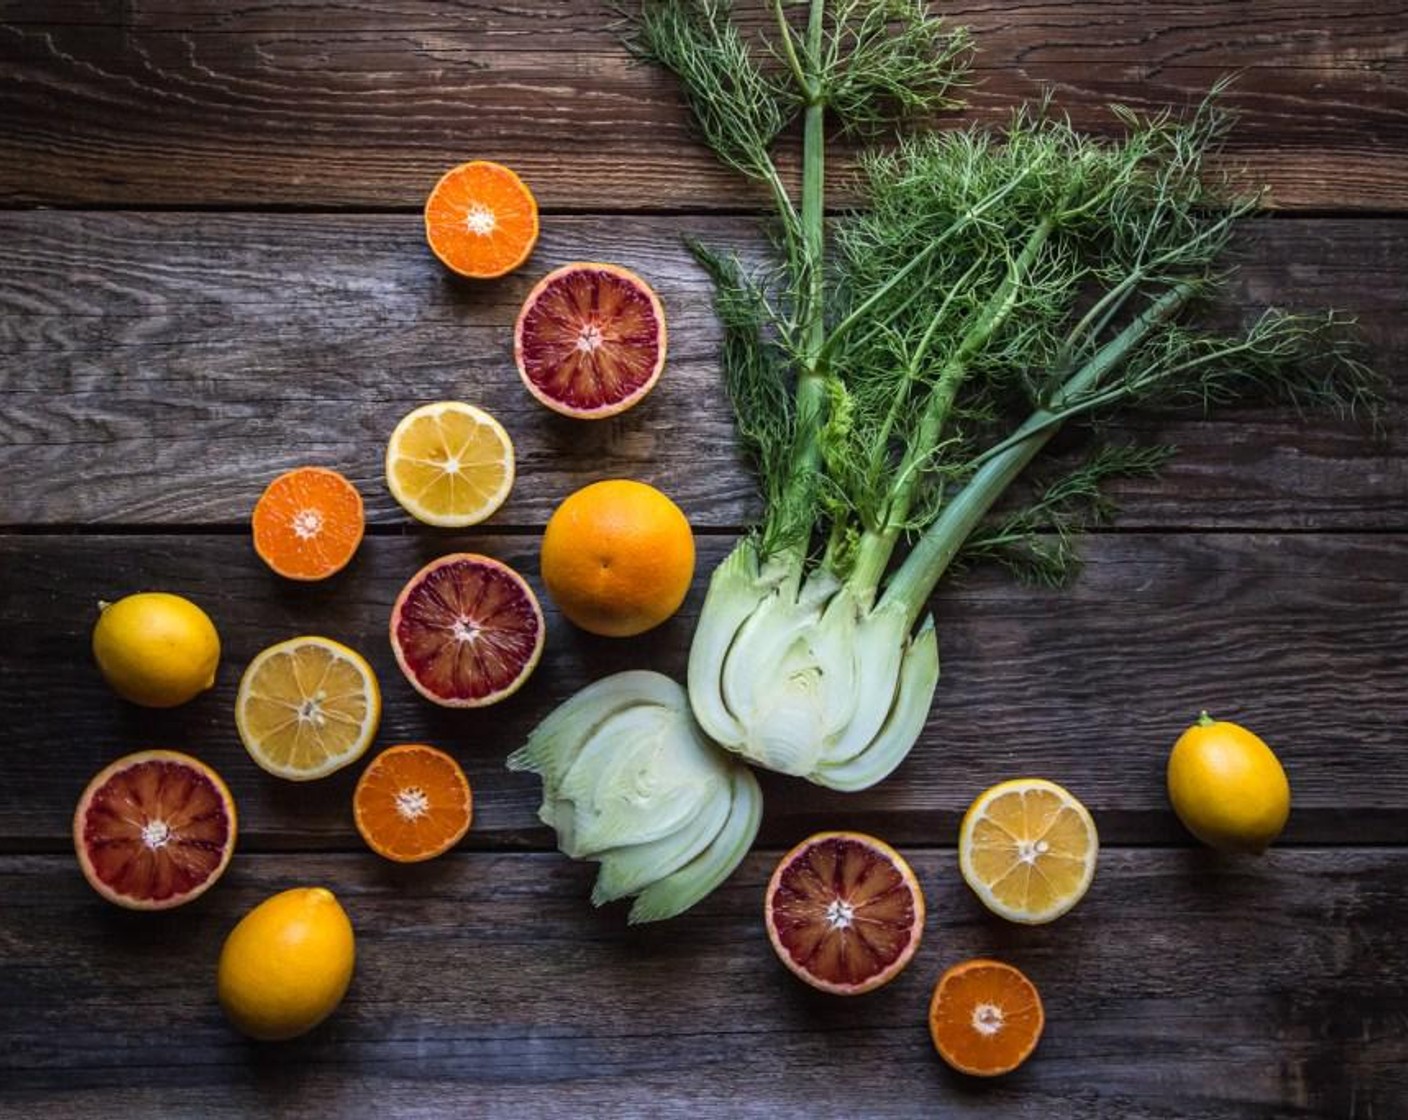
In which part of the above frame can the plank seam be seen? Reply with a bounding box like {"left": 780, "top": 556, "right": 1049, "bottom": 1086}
{"left": 1, "top": 205, "right": 1406, "bottom": 220}
{"left": 3, "top": 524, "right": 1406, "bottom": 537}
{"left": 3, "top": 840, "right": 1405, "bottom": 855}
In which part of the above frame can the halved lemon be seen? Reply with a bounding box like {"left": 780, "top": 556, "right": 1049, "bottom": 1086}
{"left": 236, "top": 636, "right": 381, "bottom": 780}
{"left": 385, "top": 401, "right": 515, "bottom": 527}
{"left": 958, "top": 778, "right": 1098, "bottom": 924}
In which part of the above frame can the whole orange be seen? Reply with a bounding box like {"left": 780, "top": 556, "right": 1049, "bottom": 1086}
{"left": 540, "top": 480, "right": 695, "bottom": 638}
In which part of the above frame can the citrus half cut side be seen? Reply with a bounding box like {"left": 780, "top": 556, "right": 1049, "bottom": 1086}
{"left": 958, "top": 777, "right": 1098, "bottom": 924}
{"left": 764, "top": 831, "right": 925, "bottom": 996}
{"left": 354, "top": 744, "right": 473, "bottom": 862}
{"left": 251, "top": 467, "right": 365, "bottom": 581}
{"left": 390, "top": 553, "right": 545, "bottom": 707}
{"left": 235, "top": 637, "right": 382, "bottom": 781}
{"left": 424, "top": 160, "right": 539, "bottom": 279}
{"left": 929, "top": 958, "right": 1045, "bottom": 1077}
{"left": 73, "top": 749, "right": 237, "bottom": 910}
{"left": 514, "top": 262, "right": 667, "bottom": 419}
{"left": 385, "top": 401, "right": 515, "bottom": 528}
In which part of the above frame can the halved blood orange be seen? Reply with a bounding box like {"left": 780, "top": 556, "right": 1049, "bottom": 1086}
{"left": 928, "top": 958, "right": 1045, "bottom": 1077}
{"left": 424, "top": 160, "right": 539, "bottom": 280}
{"left": 73, "top": 750, "right": 237, "bottom": 910}
{"left": 354, "top": 743, "right": 473, "bottom": 862}
{"left": 764, "top": 831, "right": 925, "bottom": 996}
{"left": 390, "top": 553, "right": 546, "bottom": 707}
{"left": 514, "top": 262, "right": 667, "bottom": 419}
{"left": 252, "top": 466, "right": 365, "bottom": 581}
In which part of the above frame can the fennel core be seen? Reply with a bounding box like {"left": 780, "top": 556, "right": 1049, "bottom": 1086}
{"left": 633, "top": 0, "right": 1378, "bottom": 791}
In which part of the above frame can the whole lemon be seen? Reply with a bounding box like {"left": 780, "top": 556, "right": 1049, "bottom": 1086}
{"left": 218, "top": 887, "right": 355, "bottom": 1041}
{"left": 92, "top": 592, "right": 221, "bottom": 708}
{"left": 1167, "top": 713, "right": 1291, "bottom": 853}
{"left": 539, "top": 479, "right": 695, "bottom": 638}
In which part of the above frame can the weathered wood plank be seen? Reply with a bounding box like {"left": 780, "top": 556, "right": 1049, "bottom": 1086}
{"left": 1, "top": 212, "right": 1403, "bottom": 529}
{"left": 9, "top": 0, "right": 1406, "bottom": 53}
{"left": 1, "top": 849, "right": 1404, "bottom": 1117}
{"left": 2, "top": 531, "right": 1403, "bottom": 848}
{"left": 0, "top": 2, "right": 1405, "bottom": 209}
{"left": 0, "top": 212, "right": 753, "bottom": 526}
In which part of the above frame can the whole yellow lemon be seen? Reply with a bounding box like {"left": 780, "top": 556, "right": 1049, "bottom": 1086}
{"left": 92, "top": 592, "right": 220, "bottom": 708}
{"left": 218, "top": 887, "right": 355, "bottom": 1041}
{"left": 1167, "top": 713, "right": 1290, "bottom": 853}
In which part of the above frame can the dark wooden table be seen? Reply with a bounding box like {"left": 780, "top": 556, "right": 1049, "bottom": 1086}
{"left": 2, "top": 3, "right": 1406, "bottom": 1117}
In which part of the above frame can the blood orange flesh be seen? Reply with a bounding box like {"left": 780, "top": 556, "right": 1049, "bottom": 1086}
{"left": 514, "top": 262, "right": 666, "bottom": 419}
{"left": 764, "top": 831, "right": 925, "bottom": 996}
{"left": 73, "top": 750, "right": 236, "bottom": 910}
{"left": 390, "top": 553, "right": 545, "bottom": 707}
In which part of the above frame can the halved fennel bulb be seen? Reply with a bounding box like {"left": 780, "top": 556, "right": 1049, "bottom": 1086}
{"left": 688, "top": 539, "right": 940, "bottom": 791}
{"left": 508, "top": 670, "right": 762, "bottom": 923}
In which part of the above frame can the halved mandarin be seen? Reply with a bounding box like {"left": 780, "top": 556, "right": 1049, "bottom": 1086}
{"left": 354, "top": 744, "right": 472, "bottom": 862}
{"left": 424, "top": 160, "right": 538, "bottom": 279}
{"left": 929, "top": 958, "right": 1045, "bottom": 1077}
{"left": 252, "top": 467, "right": 365, "bottom": 581}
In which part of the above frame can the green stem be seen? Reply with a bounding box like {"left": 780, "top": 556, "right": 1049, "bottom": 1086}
{"left": 1198, "top": 710, "right": 1217, "bottom": 727}
{"left": 862, "top": 256, "right": 985, "bottom": 498}
{"left": 772, "top": 0, "right": 809, "bottom": 92}
{"left": 882, "top": 282, "right": 1195, "bottom": 628}
{"left": 959, "top": 314, "right": 1262, "bottom": 470}
{"left": 768, "top": 0, "right": 828, "bottom": 549}
{"left": 848, "top": 214, "right": 1060, "bottom": 600}
{"left": 760, "top": 163, "right": 803, "bottom": 254}
{"left": 794, "top": 89, "right": 828, "bottom": 447}
{"left": 800, "top": 0, "right": 827, "bottom": 367}
{"left": 1062, "top": 208, "right": 1235, "bottom": 357}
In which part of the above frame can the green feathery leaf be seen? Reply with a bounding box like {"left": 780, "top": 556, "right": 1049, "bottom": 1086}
{"left": 961, "top": 443, "right": 1175, "bottom": 586}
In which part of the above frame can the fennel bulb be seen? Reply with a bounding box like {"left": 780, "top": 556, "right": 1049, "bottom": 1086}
{"left": 507, "top": 671, "right": 762, "bottom": 923}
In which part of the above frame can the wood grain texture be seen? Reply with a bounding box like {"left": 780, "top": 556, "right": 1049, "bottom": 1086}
{"left": 2, "top": 849, "right": 1405, "bottom": 1118}
{"left": 1, "top": 2, "right": 1405, "bottom": 209}
{"left": 3, "top": 531, "right": 1403, "bottom": 849}
{"left": 1, "top": 3, "right": 1405, "bottom": 1117}
{"left": 1, "top": 212, "right": 1403, "bottom": 529}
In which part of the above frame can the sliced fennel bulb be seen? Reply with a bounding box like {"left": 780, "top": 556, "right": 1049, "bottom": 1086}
{"left": 507, "top": 671, "right": 762, "bottom": 924}
{"left": 688, "top": 538, "right": 940, "bottom": 790}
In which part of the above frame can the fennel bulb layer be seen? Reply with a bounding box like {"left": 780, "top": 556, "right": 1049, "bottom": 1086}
{"left": 508, "top": 670, "right": 763, "bottom": 924}
{"left": 688, "top": 537, "right": 940, "bottom": 790}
